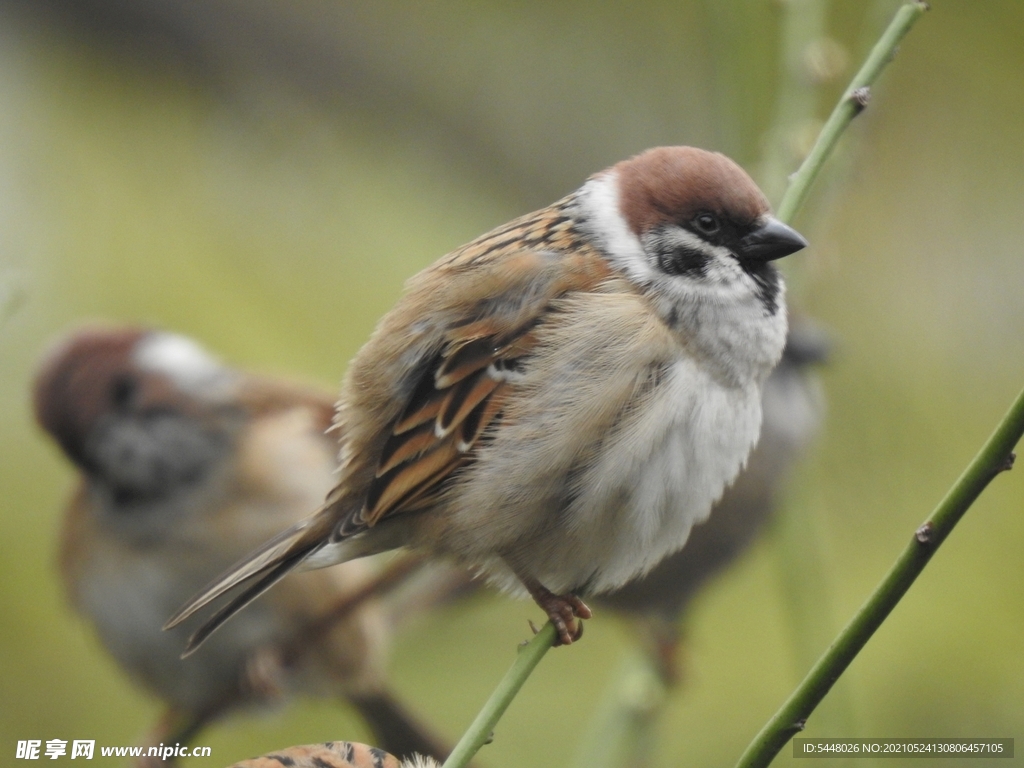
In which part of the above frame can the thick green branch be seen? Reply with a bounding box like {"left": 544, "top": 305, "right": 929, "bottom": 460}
{"left": 776, "top": 1, "right": 928, "bottom": 225}
{"left": 441, "top": 622, "right": 557, "bottom": 768}
{"left": 735, "top": 386, "right": 1024, "bottom": 768}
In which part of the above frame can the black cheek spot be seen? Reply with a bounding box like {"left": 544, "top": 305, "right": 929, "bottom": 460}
{"left": 656, "top": 246, "right": 709, "bottom": 278}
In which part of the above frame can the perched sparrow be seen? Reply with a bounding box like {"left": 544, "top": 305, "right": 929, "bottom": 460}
{"left": 169, "top": 145, "right": 807, "bottom": 648}
{"left": 34, "top": 327, "right": 453, "bottom": 761}
{"left": 598, "top": 320, "right": 828, "bottom": 679}
{"left": 228, "top": 741, "right": 439, "bottom": 768}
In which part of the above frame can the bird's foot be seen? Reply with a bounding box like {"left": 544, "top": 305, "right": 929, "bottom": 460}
{"left": 523, "top": 579, "right": 592, "bottom": 645}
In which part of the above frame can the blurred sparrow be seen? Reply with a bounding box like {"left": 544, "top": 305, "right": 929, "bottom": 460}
{"left": 228, "top": 741, "right": 439, "bottom": 768}
{"left": 34, "top": 327, "right": 453, "bottom": 761}
{"left": 169, "top": 145, "right": 807, "bottom": 648}
{"left": 598, "top": 319, "right": 828, "bottom": 679}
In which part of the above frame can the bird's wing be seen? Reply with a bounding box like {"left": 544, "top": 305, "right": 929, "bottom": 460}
{"left": 344, "top": 309, "right": 537, "bottom": 532}
{"left": 330, "top": 241, "right": 613, "bottom": 539}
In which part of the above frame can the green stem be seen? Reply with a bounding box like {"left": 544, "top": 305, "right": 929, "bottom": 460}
{"left": 735, "top": 385, "right": 1024, "bottom": 768}
{"left": 441, "top": 622, "right": 557, "bottom": 768}
{"left": 757, "top": 0, "right": 829, "bottom": 206}
{"left": 775, "top": 1, "right": 928, "bottom": 225}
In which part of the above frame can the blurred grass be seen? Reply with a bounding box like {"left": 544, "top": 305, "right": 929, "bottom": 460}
{"left": 2, "top": 2, "right": 1024, "bottom": 766}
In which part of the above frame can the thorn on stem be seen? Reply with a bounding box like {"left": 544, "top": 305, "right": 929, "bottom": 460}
{"left": 794, "top": 719, "right": 807, "bottom": 732}
{"left": 527, "top": 619, "right": 540, "bottom": 635}
{"left": 850, "top": 87, "right": 871, "bottom": 114}
{"left": 1001, "top": 452, "right": 1016, "bottom": 473}
{"left": 915, "top": 521, "right": 934, "bottom": 545}
{"left": 916, "top": 1, "right": 931, "bottom": 11}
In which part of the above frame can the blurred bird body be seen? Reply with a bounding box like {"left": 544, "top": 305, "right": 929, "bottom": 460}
{"left": 170, "top": 146, "right": 807, "bottom": 647}
{"left": 36, "top": 328, "right": 449, "bottom": 759}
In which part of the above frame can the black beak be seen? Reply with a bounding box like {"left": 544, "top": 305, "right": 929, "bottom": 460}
{"left": 737, "top": 217, "right": 807, "bottom": 262}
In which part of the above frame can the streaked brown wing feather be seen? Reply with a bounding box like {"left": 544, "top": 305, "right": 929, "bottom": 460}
{"left": 437, "top": 368, "right": 500, "bottom": 436}
{"left": 365, "top": 434, "right": 461, "bottom": 519}
{"left": 385, "top": 453, "right": 469, "bottom": 515}
{"left": 436, "top": 337, "right": 497, "bottom": 388}
{"left": 458, "top": 386, "right": 508, "bottom": 450}
{"left": 361, "top": 327, "right": 532, "bottom": 527}
{"left": 392, "top": 374, "right": 443, "bottom": 435}
{"left": 377, "top": 422, "right": 437, "bottom": 476}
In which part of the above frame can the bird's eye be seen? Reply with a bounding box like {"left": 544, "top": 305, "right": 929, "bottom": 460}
{"left": 693, "top": 213, "right": 721, "bottom": 235}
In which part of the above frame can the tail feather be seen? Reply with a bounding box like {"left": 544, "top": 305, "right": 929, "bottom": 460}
{"left": 164, "top": 516, "right": 327, "bottom": 630}
{"left": 163, "top": 511, "right": 336, "bottom": 655}
{"left": 181, "top": 543, "right": 320, "bottom": 657}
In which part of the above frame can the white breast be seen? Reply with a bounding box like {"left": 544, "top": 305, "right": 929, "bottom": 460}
{"left": 563, "top": 357, "right": 763, "bottom": 592}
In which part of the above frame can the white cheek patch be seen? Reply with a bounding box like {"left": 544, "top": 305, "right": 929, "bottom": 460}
{"left": 134, "top": 333, "right": 230, "bottom": 396}
{"left": 662, "top": 227, "right": 730, "bottom": 264}
{"left": 575, "top": 172, "right": 652, "bottom": 285}
{"left": 703, "top": 251, "right": 746, "bottom": 286}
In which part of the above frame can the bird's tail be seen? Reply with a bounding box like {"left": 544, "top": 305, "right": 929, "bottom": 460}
{"left": 163, "top": 510, "right": 338, "bottom": 656}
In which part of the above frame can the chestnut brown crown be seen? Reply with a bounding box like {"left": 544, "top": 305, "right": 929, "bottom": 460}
{"left": 614, "top": 146, "right": 771, "bottom": 237}
{"left": 33, "top": 327, "right": 151, "bottom": 468}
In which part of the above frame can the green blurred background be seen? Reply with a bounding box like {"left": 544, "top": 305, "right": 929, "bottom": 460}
{"left": 1, "top": 1, "right": 1023, "bottom": 765}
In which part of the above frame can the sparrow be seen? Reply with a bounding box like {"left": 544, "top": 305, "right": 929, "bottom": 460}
{"left": 34, "top": 327, "right": 455, "bottom": 762}
{"left": 597, "top": 319, "right": 828, "bottom": 680}
{"left": 227, "top": 741, "right": 439, "bottom": 768}
{"left": 168, "top": 145, "right": 808, "bottom": 648}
